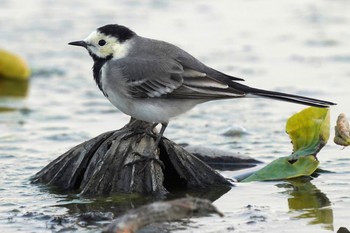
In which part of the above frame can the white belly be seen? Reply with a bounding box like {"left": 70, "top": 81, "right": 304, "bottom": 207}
{"left": 105, "top": 89, "right": 199, "bottom": 123}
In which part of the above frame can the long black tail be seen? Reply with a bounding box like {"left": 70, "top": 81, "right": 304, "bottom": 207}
{"left": 246, "top": 87, "right": 336, "bottom": 108}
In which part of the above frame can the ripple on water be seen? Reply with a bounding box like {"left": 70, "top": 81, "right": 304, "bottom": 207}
{"left": 0, "top": 154, "right": 15, "bottom": 159}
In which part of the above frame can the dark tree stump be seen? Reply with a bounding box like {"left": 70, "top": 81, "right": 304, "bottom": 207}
{"left": 31, "top": 118, "right": 232, "bottom": 197}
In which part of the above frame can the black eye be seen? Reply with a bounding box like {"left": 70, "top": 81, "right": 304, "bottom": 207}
{"left": 98, "top": 39, "right": 106, "bottom": 46}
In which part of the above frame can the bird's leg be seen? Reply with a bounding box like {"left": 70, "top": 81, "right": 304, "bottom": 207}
{"left": 153, "top": 122, "right": 167, "bottom": 150}
{"left": 124, "top": 123, "right": 168, "bottom": 170}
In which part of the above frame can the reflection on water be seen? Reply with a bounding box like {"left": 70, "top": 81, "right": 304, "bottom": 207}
{"left": 0, "top": 106, "right": 16, "bottom": 112}
{"left": 277, "top": 178, "right": 333, "bottom": 231}
{"left": 54, "top": 186, "right": 231, "bottom": 216}
{"left": 29, "top": 187, "right": 231, "bottom": 231}
{"left": 0, "top": 78, "right": 29, "bottom": 113}
{"left": 0, "top": 78, "right": 29, "bottom": 97}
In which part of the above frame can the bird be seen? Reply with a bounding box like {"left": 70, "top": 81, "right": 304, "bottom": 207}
{"left": 69, "top": 24, "right": 335, "bottom": 165}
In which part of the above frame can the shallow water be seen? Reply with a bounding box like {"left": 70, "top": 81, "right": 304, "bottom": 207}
{"left": 1, "top": 0, "right": 350, "bottom": 232}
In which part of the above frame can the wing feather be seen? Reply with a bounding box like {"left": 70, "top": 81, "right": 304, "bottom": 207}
{"left": 115, "top": 56, "right": 246, "bottom": 99}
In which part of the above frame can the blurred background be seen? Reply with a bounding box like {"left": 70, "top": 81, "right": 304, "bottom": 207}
{"left": 1, "top": 0, "right": 349, "bottom": 232}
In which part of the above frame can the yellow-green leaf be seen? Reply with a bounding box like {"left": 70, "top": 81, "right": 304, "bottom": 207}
{"left": 242, "top": 107, "right": 330, "bottom": 182}
{"left": 286, "top": 107, "right": 330, "bottom": 160}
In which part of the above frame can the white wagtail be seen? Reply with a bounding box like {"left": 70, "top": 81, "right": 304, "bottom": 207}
{"left": 69, "top": 24, "right": 335, "bottom": 162}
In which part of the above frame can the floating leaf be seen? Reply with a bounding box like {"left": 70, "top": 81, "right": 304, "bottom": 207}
{"left": 242, "top": 107, "right": 330, "bottom": 182}
{"left": 241, "top": 155, "right": 319, "bottom": 182}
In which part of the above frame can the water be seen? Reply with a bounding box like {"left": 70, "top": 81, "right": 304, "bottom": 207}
{"left": 1, "top": 0, "right": 350, "bottom": 232}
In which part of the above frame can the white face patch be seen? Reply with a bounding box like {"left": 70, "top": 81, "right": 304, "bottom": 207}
{"left": 83, "top": 30, "right": 132, "bottom": 59}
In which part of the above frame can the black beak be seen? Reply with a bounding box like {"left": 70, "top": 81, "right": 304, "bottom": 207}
{"left": 68, "top": 40, "right": 87, "bottom": 48}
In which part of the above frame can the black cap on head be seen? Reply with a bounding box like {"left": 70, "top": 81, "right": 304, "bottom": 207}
{"left": 97, "top": 24, "right": 136, "bottom": 42}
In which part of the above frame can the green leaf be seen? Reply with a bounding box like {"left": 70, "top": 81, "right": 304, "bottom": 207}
{"left": 241, "top": 155, "right": 319, "bottom": 182}
{"left": 242, "top": 107, "right": 330, "bottom": 182}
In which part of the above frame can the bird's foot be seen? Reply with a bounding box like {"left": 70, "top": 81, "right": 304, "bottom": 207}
{"left": 124, "top": 151, "right": 164, "bottom": 170}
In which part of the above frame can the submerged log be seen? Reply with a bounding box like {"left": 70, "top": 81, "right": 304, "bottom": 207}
{"left": 31, "top": 118, "right": 232, "bottom": 196}
{"left": 103, "top": 196, "right": 223, "bottom": 233}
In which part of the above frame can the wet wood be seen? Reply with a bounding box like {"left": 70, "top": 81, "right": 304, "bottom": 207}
{"left": 103, "top": 196, "right": 223, "bottom": 233}
{"left": 31, "top": 118, "right": 232, "bottom": 196}
{"left": 184, "top": 145, "right": 262, "bottom": 170}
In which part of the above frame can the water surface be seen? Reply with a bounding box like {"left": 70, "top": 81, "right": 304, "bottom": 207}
{"left": 1, "top": 0, "right": 350, "bottom": 232}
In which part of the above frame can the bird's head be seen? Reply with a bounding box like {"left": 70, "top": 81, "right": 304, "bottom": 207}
{"left": 69, "top": 24, "right": 136, "bottom": 61}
